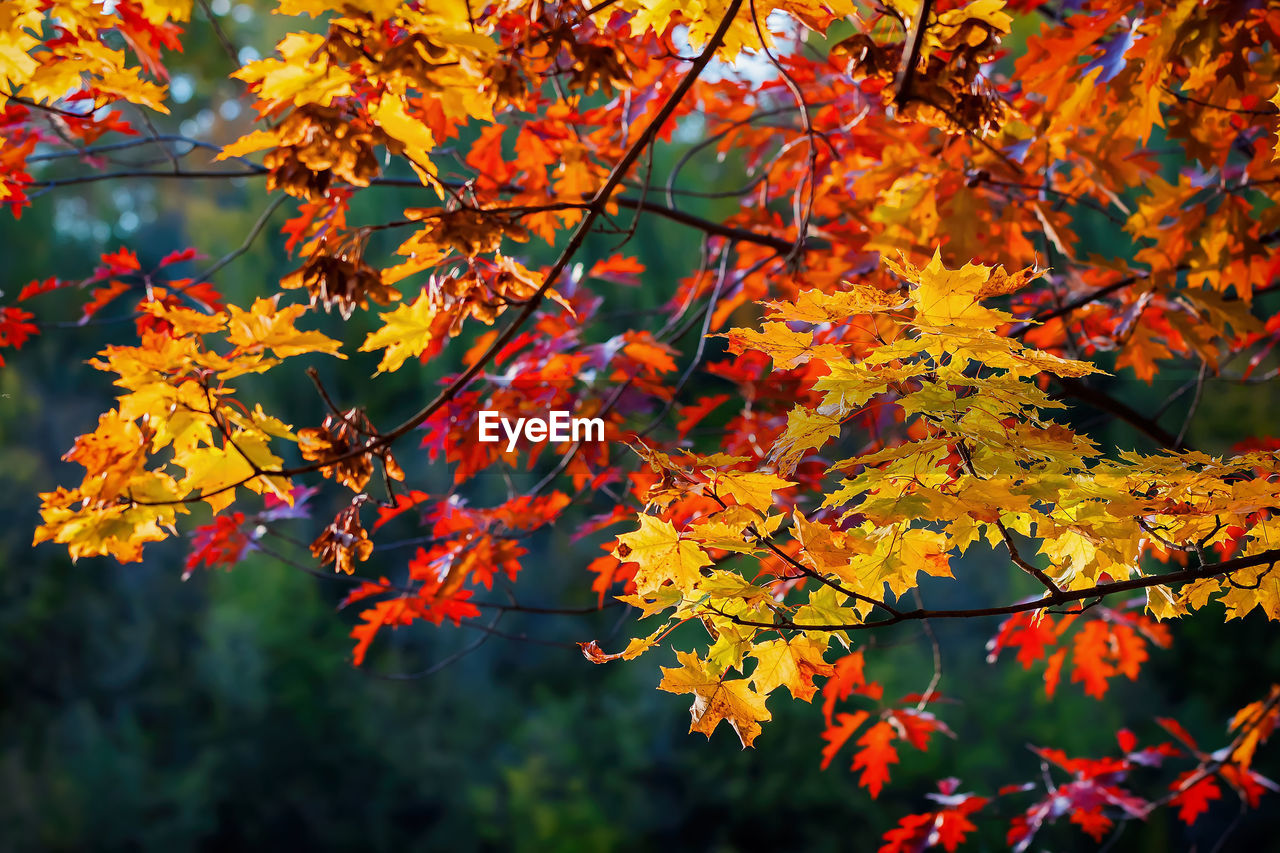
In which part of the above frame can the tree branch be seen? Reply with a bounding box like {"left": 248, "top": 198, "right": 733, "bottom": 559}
{"left": 705, "top": 547, "right": 1280, "bottom": 633}
{"left": 125, "top": 0, "right": 749, "bottom": 508}
{"left": 893, "top": 0, "right": 933, "bottom": 108}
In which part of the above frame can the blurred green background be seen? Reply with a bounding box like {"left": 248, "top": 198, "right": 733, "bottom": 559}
{"left": 3, "top": 3, "right": 1280, "bottom": 851}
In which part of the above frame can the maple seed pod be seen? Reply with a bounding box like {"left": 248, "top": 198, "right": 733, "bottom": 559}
{"left": 282, "top": 237, "right": 398, "bottom": 319}
{"left": 311, "top": 496, "right": 374, "bottom": 576}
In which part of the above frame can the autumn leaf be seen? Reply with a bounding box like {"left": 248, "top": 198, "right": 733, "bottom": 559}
{"left": 659, "top": 650, "right": 772, "bottom": 748}
{"left": 614, "top": 515, "right": 713, "bottom": 597}
{"left": 13, "top": 0, "right": 1280, "bottom": 839}
{"left": 1169, "top": 772, "right": 1221, "bottom": 825}
{"left": 820, "top": 710, "right": 869, "bottom": 770}
{"left": 749, "top": 636, "right": 834, "bottom": 702}
{"left": 226, "top": 296, "right": 345, "bottom": 359}
{"left": 712, "top": 470, "right": 795, "bottom": 512}
{"left": 359, "top": 289, "right": 438, "bottom": 373}
{"left": 852, "top": 720, "right": 900, "bottom": 798}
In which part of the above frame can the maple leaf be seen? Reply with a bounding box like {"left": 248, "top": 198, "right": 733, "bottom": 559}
{"left": 350, "top": 597, "right": 419, "bottom": 666}
{"left": 820, "top": 710, "right": 869, "bottom": 770}
{"left": 1116, "top": 324, "right": 1173, "bottom": 383}
{"left": 852, "top": 720, "right": 900, "bottom": 798}
{"left": 880, "top": 790, "right": 986, "bottom": 853}
{"left": 934, "top": 804, "right": 984, "bottom": 852}
{"left": 0, "top": 305, "right": 38, "bottom": 364}
{"left": 821, "top": 650, "right": 869, "bottom": 725}
{"left": 724, "top": 323, "right": 840, "bottom": 370}
{"left": 712, "top": 470, "right": 795, "bottom": 512}
{"left": 184, "top": 511, "right": 252, "bottom": 578}
{"left": 878, "top": 811, "right": 936, "bottom": 853}
{"left": 1169, "top": 772, "right": 1221, "bottom": 825}
{"left": 1229, "top": 686, "right": 1280, "bottom": 771}
{"left": 1070, "top": 620, "right": 1117, "bottom": 699}
{"left": 898, "top": 250, "right": 1010, "bottom": 331}
{"left": 749, "top": 636, "right": 834, "bottom": 702}
{"left": 373, "top": 489, "right": 432, "bottom": 530}
{"left": 770, "top": 407, "right": 842, "bottom": 476}
{"left": 658, "top": 650, "right": 772, "bottom": 748}
{"left": 358, "top": 289, "right": 438, "bottom": 373}
{"left": 226, "top": 296, "right": 345, "bottom": 359}
{"left": 614, "top": 515, "right": 712, "bottom": 597}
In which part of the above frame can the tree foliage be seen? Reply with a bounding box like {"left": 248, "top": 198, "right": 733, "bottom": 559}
{"left": 5, "top": 0, "right": 1280, "bottom": 846}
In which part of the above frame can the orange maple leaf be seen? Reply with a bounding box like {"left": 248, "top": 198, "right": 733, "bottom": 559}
{"left": 852, "top": 720, "right": 900, "bottom": 798}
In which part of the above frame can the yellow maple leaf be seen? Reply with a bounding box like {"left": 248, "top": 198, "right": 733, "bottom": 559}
{"left": 770, "top": 406, "right": 842, "bottom": 476}
{"left": 0, "top": 5, "right": 42, "bottom": 88}
{"left": 763, "top": 285, "right": 904, "bottom": 323}
{"left": 138, "top": 0, "right": 191, "bottom": 22}
{"left": 712, "top": 470, "right": 794, "bottom": 512}
{"left": 141, "top": 301, "right": 227, "bottom": 337}
{"left": 34, "top": 477, "right": 182, "bottom": 564}
{"left": 749, "top": 636, "right": 835, "bottom": 702}
{"left": 226, "top": 297, "right": 345, "bottom": 360}
{"left": 371, "top": 94, "right": 439, "bottom": 188}
{"left": 358, "top": 291, "right": 437, "bottom": 374}
{"left": 615, "top": 515, "right": 713, "bottom": 597}
{"left": 937, "top": 0, "right": 1012, "bottom": 35}
{"left": 216, "top": 129, "right": 282, "bottom": 161}
{"left": 903, "top": 250, "right": 1009, "bottom": 331}
{"left": 1228, "top": 687, "right": 1280, "bottom": 770}
{"left": 725, "top": 322, "right": 840, "bottom": 370}
{"left": 178, "top": 431, "right": 288, "bottom": 513}
{"left": 659, "top": 650, "right": 773, "bottom": 747}
{"left": 794, "top": 586, "right": 861, "bottom": 642}
{"left": 1219, "top": 564, "right": 1280, "bottom": 622}
{"left": 235, "top": 32, "right": 355, "bottom": 107}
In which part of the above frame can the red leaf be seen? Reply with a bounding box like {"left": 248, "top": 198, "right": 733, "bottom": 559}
{"left": 1116, "top": 728, "right": 1137, "bottom": 754}
{"left": 338, "top": 578, "right": 395, "bottom": 610}
{"left": 852, "top": 720, "right": 900, "bottom": 798}
{"left": 184, "top": 512, "right": 251, "bottom": 577}
{"left": 97, "top": 247, "right": 141, "bottom": 276}
{"left": 1069, "top": 806, "right": 1111, "bottom": 842}
{"left": 374, "top": 489, "right": 432, "bottom": 530}
{"left": 466, "top": 124, "right": 514, "bottom": 188}
{"left": 1156, "top": 717, "right": 1200, "bottom": 750}
{"left": 676, "top": 394, "right": 731, "bottom": 437}
{"left": 350, "top": 597, "right": 419, "bottom": 666}
{"left": 0, "top": 305, "right": 39, "bottom": 359}
{"left": 1043, "top": 647, "right": 1067, "bottom": 698}
{"left": 821, "top": 649, "right": 867, "bottom": 725}
{"left": 1169, "top": 772, "right": 1221, "bottom": 825}
{"left": 587, "top": 255, "right": 645, "bottom": 286}
{"left": 1070, "top": 620, "right": 1115, "bottom": 699}
{"left": 935, "top": 805, "right": 983, "bottom": 851}
{"left": 80, "top": 281, "right": 132, "bottom": 322}
{"left": 1110, "top": 623, "right": 1148, "bottom": 680}
{"left": 587, "top": 552, "right": 633, "bottom": 604}
{"left": 820, "top": 710, "right": 868, "bottom": 770}
{"left": 987, "top": 611, "right": 1059, "bottom": 668}
{"left": 157, "top": 247, "right": 199, "bottom": 267}
{"left": 889, "top": 708, "right": 949, "bottom": 751}
{"left": 878, "top": 812, "right": 933, "bottom": 853}
{"left": 17, "top": 277, "right": 64, "bottom": 301}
